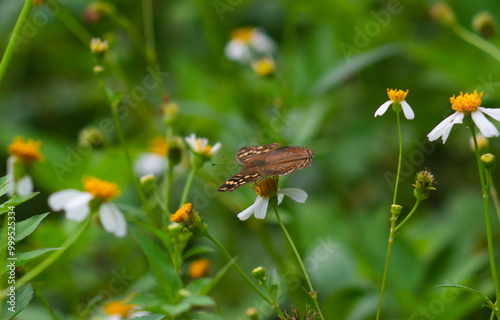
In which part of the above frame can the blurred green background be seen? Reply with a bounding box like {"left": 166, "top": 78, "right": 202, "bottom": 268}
{"left": 2, "top": 0, "right": 500, "bottom": 319}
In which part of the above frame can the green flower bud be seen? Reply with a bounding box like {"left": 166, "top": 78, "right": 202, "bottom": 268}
{"left": 472, "top": 11, "right": 497, "bottom": 38}
{"left": 251, "top": 266, "right": 267, "bottom": 283}
{"left": 430, "top": 2, "right": 456, "bottom": 26}
{"left": 140, "top": 174, "right": 156, "bottom": 193}
{"left": 78, "top": 127, "right": 105, "bottom": 149}
{"left": 413, "top": 168, "right": 437, "bottom": 201}
{"left": 481, "top": 153, "right": 495, "bottom": 169}
{"left": 246, "top": 307, "right": 259, "bottom": 320}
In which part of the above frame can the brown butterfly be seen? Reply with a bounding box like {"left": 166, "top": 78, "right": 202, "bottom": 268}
{"left": 217, "top": 143, "right": 315, "bottom": 192}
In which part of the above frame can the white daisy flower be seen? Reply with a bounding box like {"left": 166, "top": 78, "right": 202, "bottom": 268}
{"left": 375, "top": 88, "right": 414, "bottom": 120}
{"left": 428, "top": 91, "right": 500, "bottom": 143}
{"left": 224, "top": 27, "right": 276, "bottom": 63}
{"left": 185, "top": 133, "right": 221, "bottom": 156}
{"left": 237, "top": 177, "right": 308, "bottom": 221}
{"left": 48, "top": 177, "right": 126, "bottom": 238}
{"left": 6, "top": 136, "right": 44, "bottom": 197}
{"left": 133, "top": 136, "right": 168, "bottom": 177}
{"left": 103, "top": 299, "right": 150, "bottom": 320}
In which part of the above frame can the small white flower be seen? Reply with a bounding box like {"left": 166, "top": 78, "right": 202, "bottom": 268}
{"left": 185, "top": 133, "right": 221, "bottom": 156}
{"left": 133, "top": 152, "right": 166, "bottom": 177}
{"left": 375, "top": 88, "right": 414, "bottom": 120}
{"left": 224, "top": 27, "right": 276, "bottom": 63}
{"left": 428, "top": 91, "right": 500, "bottom": 143}
{"left": 237, "top": 177, "right": 308, "bottom": 221}
{"left": 48, "top": 177, "right": 126, "bottom": 238}
{"left": 6, "top": 156, "right": 34, "bottom": 197}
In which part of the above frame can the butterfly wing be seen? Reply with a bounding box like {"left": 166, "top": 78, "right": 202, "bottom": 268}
{"left": 236, "top": 143, "right": 281, "bottom": 165}
{"left": 259, "top": 146, "right": 315, "bottom": 176}
{"left": 217, "top": 171, "right": 264, "bottom": 192}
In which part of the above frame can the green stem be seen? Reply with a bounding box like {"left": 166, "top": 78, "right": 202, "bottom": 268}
{"left": 180, "top": 166, "right": 196, "bottom": 205}
{"left": 375, "top": 214, "right": 396, "bottom": 320}
{"left": 0, "top": 0, "right": 33, "bottom": 86}
{"left": 273, "top": 206, "right": 325, "bottom": 320}
{"left": 1, "top": 217, "right": 90, "bottom": 298}
{"left": 394, "top": 200, "right": 421, "bottom": 233}
{"left": 56, "top": 4, "right": 93, "bottom": 46}
{"left": 490, "top": 180, "right": 500, "bottom": 222}
{"left": 471, "top": 128, "right": 500, "bottom": 306}
{"left": 111, "top": 14, "right": 148, "bottom": 59}
{"left": 393, "top": 111, "right": 403, "bottom": 205}
{"left": 142, "top": 0, "right": 158, "bottom": 67}
{"left": 165, "top": 163, "right": 174, "bottom": 214}
{"left": 452, "top": 24, "right": 500, "bottom": 63}
{"left": 96, "top": 76, "right": 153, "bottom": 221}
{"left": 34, "top": 286, "right": 59, "bottom": 320}
{"left": 205, "top": 233, "right": 282, "bottom": 316}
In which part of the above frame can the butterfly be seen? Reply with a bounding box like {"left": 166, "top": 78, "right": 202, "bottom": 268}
{"left": 217, "top": 143, "right": 315, "bottom": 192}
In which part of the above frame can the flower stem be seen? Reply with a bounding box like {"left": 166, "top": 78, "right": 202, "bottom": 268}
{"left": 0, "top": 0, "right": 33, "bottom": 87}
{"left": 272, "top": 206, "right": 325, "bottom": 320}
{"left": 490, "top": 180, "right": 500, "bottom": 222}
{"left": 375, "top": 213, "right": 397, "bottom": 320}
{"left": 394, "top": 200, "right": 421, "bottom": 233}
{"left": 1, "top": 217, "right": 90, "bottom": 298}
{"left": 95, "top": 76, "right": 153, "bottom": 222}
{"left": 471, "top": 128, "right": 500, "bottom": 306}
{"left": 180, "top": 166, "right": 196, "bottom": 205}
{"left": 452, "top": 24, "right": 500, "bottom": 63}
{"left": 393, "top": 111, "right": 403, "bottom": 205}
{"left": 205, "top": 233, "right": 284, "bottom": 316}
{"left": 56, "top": 5, "right": 93, "bottom": 46}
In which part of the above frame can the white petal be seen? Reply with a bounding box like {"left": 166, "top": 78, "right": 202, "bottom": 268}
{"left": 133, "top": 153, "right": 166, "bottom": 177}
{"left": 277, "top": 193, "right": 284, "bottom": 205}
{"left": 440, "top": 112, "right": 464, "bottom": 143}
{"left": 225, "top": 40, "right": 252, "bottom": 63}
{"left": 237, "top": 198, "right": 259, "bottom": 221}
{"left": 427, "top": 112, "right": 458, "bottom": 142}
{"left": 478, "top": 107, "right": 500, "bottom": 122}
{"left": 278, "top": 188, "right": 308, "bottom": 203}
{"left": 472, "top": 110, "right": 499, "bottom": 138}
{"left": 48, "top": 189, "right": 83, "bottom": 211}
{"left": 185, "top": 133, "right": 197, "bottom": 150}
{"left": 254, "top": 197, "right": 269, "bottom": 219}
{"left": 6, "top": 156, "right": 15, "bottom": 197}
{"left": 401, "top": 100, "right": 415, "bottom": 120}
{"left": 210, "top": 142, "right": 222, "bottom": 155}
{"left": 250, "top": 30, "right": 276, "bottom": 54}
{"left": 196, "top": 138, "right": 209, "bottom": 152}
{"left": 64, "top": 192, "right": 92, "bottom": 222}
{"left": 374, "top": 101, "right": 392, "bottom": 117}
{"left": 99, "top": 202, "right": 127, "bottom": 238}
{"left": 16, "top": 175, "right": 33, "bottom": 196}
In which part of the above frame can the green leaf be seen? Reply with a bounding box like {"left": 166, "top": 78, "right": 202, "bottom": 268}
{"left": 132, "top": 229, "right": 181, "bottom": 302}
{"left": 198, "top": 257, "right": 237, "bottom": 295}
{"left": 435, "top": 284, "right": 496, "bottom": 310}
{"left": 190, "top": 312, "right": 223, "bottom": 320}
{"left": 0, "top": 192, "right": 39, "bottom": 216}
{"left": 310, "top": 43, "right": 401, "bottom": 95}
{"left": 128, "top": 293, "right": 166, "bottom": 311}
{"left": 182, "top": 294, "right": 215, "bottom": 307}
{"left": 14, "top": 213, "right": 49, "bottom": 243}
{"left": 133, "top": 220, "right": 173, "bottom": 259}
{"left": 162, "top": 300, "right": 191, "bottom": 316}
{"left": 0, "top": 176, "right": 9, "bottom": 198}
{"left": 111, "top": 91, "right": 124, "bottom": 109}
{"left": 3, "top": 248, "right": 62, "bottom": 272}
{"left": 0, "top": 283, "right": 34, "bottom": 320}
{"left": 128, "top": 314, "right": 165, "bottom": 320}
{"left": 187, "top": 278, "right": 212, "bottom": 293}
{"left": 182, "top": 245, "right": 214, "bottom": 260}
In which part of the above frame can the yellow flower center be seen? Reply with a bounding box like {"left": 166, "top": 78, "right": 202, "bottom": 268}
{"left": 8, "top": 136, "right": 44, "bottom": 165}
{"left": 387, "top": 89, "right": 409, "bottom": 103}
{"left": 148, "top": 136, "right": 168, "bottom": 156}
{"left": 230, "top": 27, "right": 255, "bottom": 43}
{"left": 189, "top": 258, "right": 210, "bottom": 278}
{"left": 252, "top": 177, "right": 279, "bottom": 197}
{"left": 83, "top": 177, "right": 120, "bottom": 201}
{"left": 171, "top": 203, "right": 193, "bottom": 223}
{"left": 103, "top": 300, "right": 134, "bottom": 316}
{"left": 252, "top": 58, "right": 275, "bottom": 77}
{"left": 450, "top": 90, "right": 483, "bottom": 112}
